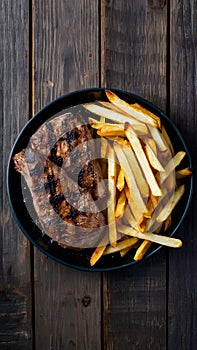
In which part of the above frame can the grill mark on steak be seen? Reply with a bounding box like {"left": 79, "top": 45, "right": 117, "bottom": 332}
{"left": 30, "top": 112, "right": 105, "bottom": 200}
{"left": 13, "top": 112, "right": 107, "bottom": 249}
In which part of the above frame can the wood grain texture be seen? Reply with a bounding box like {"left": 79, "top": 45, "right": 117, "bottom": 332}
{"left": 168, "top": 1, "right": 197, "bottom": 349}
{"left": 102, "top": 1, "right": 168, "bottom": 348}
{"left": 33, "top": 1, "right": 101, "bottom": 349}
{"left": 0, "top": 1, "right": 32, "bottom": 350}
{"left": 34, "top": 252, "right": 101, "bottom": 350}
{"left": 33, "top": 0, "right": 99, "bottom": 113}
{"left": 101, "top": 0, "right": 167, "bottom": 109}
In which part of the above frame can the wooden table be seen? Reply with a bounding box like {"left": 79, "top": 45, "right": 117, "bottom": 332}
{"left": 0, "top": 1, "right": 196, "bottom": 349}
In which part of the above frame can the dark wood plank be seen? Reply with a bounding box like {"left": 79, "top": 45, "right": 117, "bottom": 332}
{"left": 0, "top": 2, "right": 32, "bottom": 350}
{"left": 101, "top": 0, "right": 167, "bottom": 110}
{"left": 33, "top": 1, "right": 101, "bottom": 349}
{"left": 102, "top": 1, "right": 168, "bottom": 348}
{"left": 33, "top": 0, "right": 99, "bottom": 113}
{"left": 168, "top": 1, "right": 197, "bottom": 349}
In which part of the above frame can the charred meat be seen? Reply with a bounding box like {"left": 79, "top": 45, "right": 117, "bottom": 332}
{"left": 13, "top": 112, "right": 106, "bottom": 249}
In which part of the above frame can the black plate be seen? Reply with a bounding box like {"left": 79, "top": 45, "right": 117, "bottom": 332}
{"left": 7, "top": 88, "right": 193, "bottom": 271}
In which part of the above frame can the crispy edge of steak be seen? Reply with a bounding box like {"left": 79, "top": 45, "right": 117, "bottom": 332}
{"left": 13, "top": 147, "right": 106, "bottom": 249}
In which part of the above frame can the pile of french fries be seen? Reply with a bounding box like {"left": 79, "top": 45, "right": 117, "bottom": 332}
{"left": 83, "top": 90, "right": 192, "bottom": 266}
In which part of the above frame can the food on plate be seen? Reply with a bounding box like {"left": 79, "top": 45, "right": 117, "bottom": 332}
{"left": 133, "top": 240, "right": 152, "bottom": 261}
{"left": 13, "top": 112, "right": 106, "bottom": 249}
{"left": 176, "top": 167, "right": 192, "bottom": 178}
{"left": 83, "top": 90, "right": 192, "bottom": 265}
{"left": 107, "top": 146, "right": 118, "bottom": 247}
{"left": 105, "top": 90, "right": 161, "bottom": 128}
{"left": 13, "top": 90, "right": 192, "bottom": 266}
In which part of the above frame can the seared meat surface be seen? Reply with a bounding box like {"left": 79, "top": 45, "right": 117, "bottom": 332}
{"left": 13, "top": 112, "right": 106, "bottom": 249}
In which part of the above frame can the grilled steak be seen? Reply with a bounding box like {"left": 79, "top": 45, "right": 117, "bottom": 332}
{"left": 13, "top": 112, "right": 107, "bottom": 249}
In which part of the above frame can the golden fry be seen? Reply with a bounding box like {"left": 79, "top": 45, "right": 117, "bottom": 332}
{"left": 176, "top": 167, "right": 192, "bottom": 178}
{"left": 118, "top": 224, "right": 182, "bottom": 248}
{"left": 145, "top": 138, "right": 157, "bottom": 154}
{"left": 123, "top": 205, "right": 138, "bottom": 228}
{"left": 125, "top": 123, "right": 162, "bottom": 196}
{"left": 98, "top": 100, "right": 134, "bottom": 116}
{"left": 107, "top": 146, "right": 118, "bottom": 247}
{"left": 90, "top": 235, "right": 109, "bottom": 266}
{"left": 105, "top": 90, "right": 160, "bottom": 128}
{"left": 91, "top": 122, "right": 124, "bottom": 131}
{"left": 116, "top": 168, "right": 125, "bottom": 192}
{"left": 133, "top": 103, "right": 162, "bottom": 128}
{"left": 149, "top": 125, "right": 168, "bottom": 152}
{"left": 122, "top": 143, "right": 150, "bottom": 198}
{"left": 103, "top": 237, "right": 139, "bottom": 255}
{"left": 134, "top": 240, "right": 152, "bottom": 261}
{"left": 100, "top": 136, "right": 109, "bottom": 159}
{"left": 120, "top": 247, "right": 132, "bottom": 257}
{"left": 150, "top": 193, "right": 158, "bottom": 210}
{"left": 83, "top": 103, "right": 148, "bottom": 134}
{"left": 161, "top": 125, "right": 175, "bottom": 155}
{"left": 87, "top": 94, "right": 191, "bottom": 265}
{"left": 164, "top": 215, "right": 172, "bottom": 231}
{"left": 144, "top": 143, "right": 165, "bottom": 172}
{"left": 115, "top": 190, "right": 127, "bottom": 219}
{"left": 158, "top": 151, "right": 186, "bottom": 184}
{"left": 97, "top": 129, "right": 126, "bottom": 137}
{"left": 114, "top": 142, "right": 147, "bottom": 224}
{"left": 157, "top": 185, "right": 185, "bottom": 222}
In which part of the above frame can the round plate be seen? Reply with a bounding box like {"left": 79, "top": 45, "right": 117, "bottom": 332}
{"left": 7, "top": 88, "right": 193, "bottom": 271}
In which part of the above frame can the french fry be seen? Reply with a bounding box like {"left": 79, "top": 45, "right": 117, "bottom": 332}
{"left": 91, "top": 122, "right": 124, "bottom": 131}
{"left": 145, "top": 197, "right": 155, "bottom": 217}
{"left": 100, "top": 116, "right": 105, "bottom": 123}
{"left": 107, "top": 146, "right": 118, "bottom": 246}
{"left": 164, "top": 169, "right": 176, "bottom": 193}
{"left": 176, "top": 167, "right": 192, "bottom": 178}
{"left": 164, "top": 215, "right": 172, "bottom": 231}
{"left": 133, "top": 103, "right": 162, "bottom": 128}
{"left": 150, "top": 192, "right": 158, "bottom": 210}
{"left": 98, "top": 100, "right": 135, "bottom": 117}
{"left": 107, "top": 136, "right": 129, "bottom": 145}
{"left": 114, "top": 142, "right": 148, "bottom": 224}
{"left": 145, "top": 187, "right": 169, "bottom": 232}
{"left": 125, "top": 123, "right": 162, "bottom": 196}
{"left": 161, "top": 125, "right": 175, "bottom": 155}
{"left": 118, "top": 224, "right": 182, "bottom": 248}
{"left": 144, "top": 143, "right": 165, "bottom": 172}
{"left": 99, "top": 100, "right": 161, "bottom": 129}
{"left": 157, "top": 185, "right": 185, "bottom": 222}
{"left": 97, "top": 128, "right": 126, "bottom": 137}
{"left": 105, "top": 90, "right": 160, "bottom": 128}
{"left": 83, "top": 103, "right": 148, "bottom": 135}
{"left": 158, "top": 151, "right": 186, "bottom": 184}
{"left": 99, "top": 137, "right": 108, "bottom": 178}
{"left": 116, "top": 168, "right": 125, "bottom": 192}
{"left": 122, "top": 143, "right": 150, "bottom": 198}
{"left": 100, "top": 136, "right": 109, "bottom": 159}
{"left": 138, "top": 217, "right": 147, "bottom": 233}
{"left": 90, "top": 235, "right": 109, "bottom": 266}
{"left": 103, "top": 237, "right": 139, "bottom": 255}
{"left": 149, "top": 125, "right": 168, "bottom": 152}
{"left": 89, "top": 116, "right": 101, "bottom": 124}
{"left": 154, "top": 222, "right": 163, "bottom": 234}
{"left": 145, "top": 138, "right": 157, "bottom": 154}
{"left": 86, "top": 93, "right": 192, "bottom": 265}
{"left": 120, "top": 246, "right": 132, "bottom": 257}
{"left": 123, "top": 205, "right": 138, "bottom": 228}
{"left": 115, "top": 190, "right": 127, "bottom": 219}
{"left": 134, "top": 240, "right": 152, "bottom": 261}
